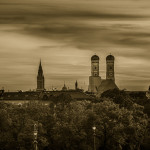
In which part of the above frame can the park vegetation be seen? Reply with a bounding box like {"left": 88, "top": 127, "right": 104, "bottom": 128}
{"left": 0, "top": 89, "right": 150, "bottom": 150}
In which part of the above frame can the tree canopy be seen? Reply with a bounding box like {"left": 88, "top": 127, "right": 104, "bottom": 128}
{"left": 0, "top": 96, "right": 148, "bottom": 150}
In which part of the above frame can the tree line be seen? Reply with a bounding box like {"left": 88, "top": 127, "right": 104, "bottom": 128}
{"left": 0, "top": 89, "right": 150, "bottom": 150}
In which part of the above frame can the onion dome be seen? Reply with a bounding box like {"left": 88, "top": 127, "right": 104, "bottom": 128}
{"left": 91, "top": 55, "right": 99, "bottom": 60}
{"left": 106, "top": 54, "right": 115, "bottom": 61}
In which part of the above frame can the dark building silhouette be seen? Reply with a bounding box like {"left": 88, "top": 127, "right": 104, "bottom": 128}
{"left": 88, "top": 55, "right": 101, "bottom": 93}
{"left": 75, "top": 80, "right": 78, "bottom": 90}
{"left": 62, "top": 83, "right": 67, "bottom": 91}
{"left": 89, "top": 54, "right": 118, "bottom": 95}
{"left": 37, "top": 60, "right": 45, "bottom": 91}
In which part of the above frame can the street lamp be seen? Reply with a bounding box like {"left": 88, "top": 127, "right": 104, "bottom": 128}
{"left": 92, "top": 126, "right": 96, "bottom": 150}
{"left": 33, "top": 123, "right": 38, "bottom": 150}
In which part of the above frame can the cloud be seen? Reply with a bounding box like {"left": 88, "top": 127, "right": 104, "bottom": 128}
{"left": 0, "top": 0, "right": 150, "bottom": 91}
{"left": 0, "top": 0, "right": 149, "bottom": 25}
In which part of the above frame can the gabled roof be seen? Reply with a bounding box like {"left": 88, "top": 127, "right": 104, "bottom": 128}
{"left": 97, "top": 79, "right": 118, "bottom": 96}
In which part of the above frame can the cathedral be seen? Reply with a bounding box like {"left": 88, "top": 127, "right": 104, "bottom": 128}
{"left": 88, "top": 54, "right": 118, "bottom": 96}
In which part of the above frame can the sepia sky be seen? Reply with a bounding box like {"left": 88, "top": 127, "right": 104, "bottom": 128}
{"left": 0, "top": 0, "right": 150, "bottom": 91}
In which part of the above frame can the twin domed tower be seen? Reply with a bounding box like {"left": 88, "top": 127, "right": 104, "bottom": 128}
{"left": 89, "top": 54, "right": 117, "bottom": 94}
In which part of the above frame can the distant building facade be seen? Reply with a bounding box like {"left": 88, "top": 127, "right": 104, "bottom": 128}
{"left": 88, "top": 54, "right": 118, "bottom": 95}
{"left": 37, "top": 60, "right": 45, "bottom": 91}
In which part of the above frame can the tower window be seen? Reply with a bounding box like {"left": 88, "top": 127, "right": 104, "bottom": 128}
{"left": 110, "top": 66, "right": 112, "bottom": 70}
{"left": 95, "top": 67, "right": 97, "bottom": 69}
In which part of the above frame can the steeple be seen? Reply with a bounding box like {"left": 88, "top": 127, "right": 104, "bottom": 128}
{"left": 37, "top": 60, "right": 45, "bottom": 91}
{"left": 75, "top": 80, "right": 78, "bottom": 90}
{"left": 38, "top": 59, "right": 43, "bottom": 76}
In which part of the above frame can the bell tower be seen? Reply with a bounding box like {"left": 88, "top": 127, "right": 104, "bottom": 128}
{"left": 75, "top": 80, "right": 78, "bottom": 90}
{"left": 106, "top": 54, "right": 115, "bottom": 81}
{"left": 89, "top": 55, "right": 101, "bottom": 93}
{"left": 91, "top": 55, "right": 99, "bottom": 77}
{"left": 37, "top": 60, "right": 45, "bottom": 91}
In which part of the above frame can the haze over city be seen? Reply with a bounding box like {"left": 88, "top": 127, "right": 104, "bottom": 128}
{"left": 0, "top": 0, "right": 150, "bottom": 91}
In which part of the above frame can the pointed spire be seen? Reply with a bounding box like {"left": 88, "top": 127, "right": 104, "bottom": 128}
{"left": 75, "top": 80, "right": 78, "bottom": 90}
{"left": 39, "top": 59, "right": 41, "bottom": 66}
{"left": 39, "top": 59, "right": 42, "bottom": 69}
{"left": 37, "top": 59, "right": 45, "bottom": 91}
{"left": 75, "top": 80, "right": 78, "bottom": 85}
{"left": 38, "top": 59, "right": 43, "bottom": 76}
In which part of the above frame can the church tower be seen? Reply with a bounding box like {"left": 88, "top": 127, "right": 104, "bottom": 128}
{"left": 37, "top": 60, "right": 45, "bottom": 91}
{"left": 75, "top": 80, "right": 78, "bottom": 90}
{"left": 106, "top": 54, "right": 115, "bottom": 81}
{"left": 89, "top": 55, "right": 101, "bottom": 93}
